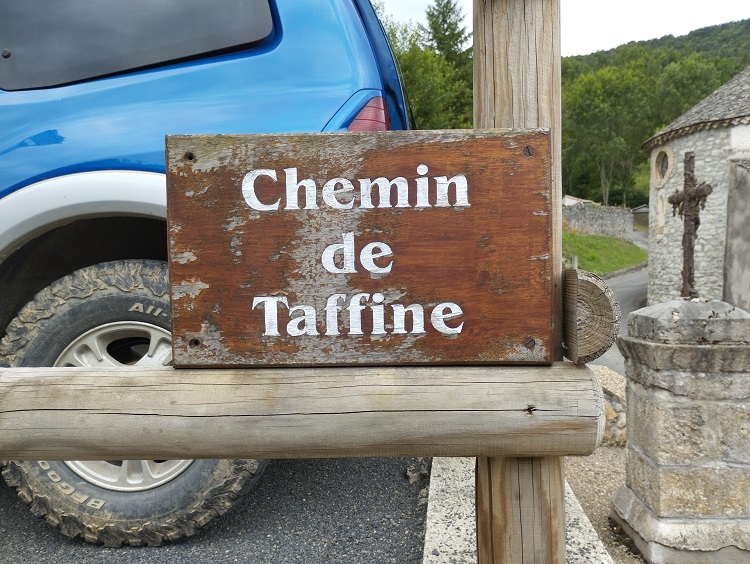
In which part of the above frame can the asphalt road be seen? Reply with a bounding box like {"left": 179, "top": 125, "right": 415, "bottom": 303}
{"left": 0, "top": 457, "right": 429, "bottom": 562}
{"left": 591, "top": 229, "right": 649, "bottom": 376}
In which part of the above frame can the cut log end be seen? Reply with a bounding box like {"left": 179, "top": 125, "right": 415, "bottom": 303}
{"left": 563, "top": 269, "right": 621, "bottom": 365}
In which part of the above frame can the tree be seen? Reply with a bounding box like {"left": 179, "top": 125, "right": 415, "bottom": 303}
{"left": 380, "top": 12, "right": 471, "bottom": 129}
{"left": 423, "top": 0, "right": 472, "bottom": 78}
{"left": 563, "top": 64, "right": 652, "bottom": 205}
{"left": 398, "top": 39, "right": 472, "bottom": 129}
{"left": 376, "top": 0, "right": 472, "bottom": 129}
{"left": 655, "top": 53, "right": 732, "bottom": 125}
{"left": 421, "top": 0, "right": 473, "bottom": 127}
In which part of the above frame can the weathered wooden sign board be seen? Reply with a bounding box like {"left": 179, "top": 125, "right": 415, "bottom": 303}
{"left": 166, "top": 129, "right": 552, "bottom": 367}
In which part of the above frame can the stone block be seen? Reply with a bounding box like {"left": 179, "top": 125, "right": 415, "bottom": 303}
{"left": 618, "top": 336, "right": 750, "bottom": 374}
{"left": 720, "top": 405, "right": 750, "bottom": 464}
{"left": 627, "top": 382, "right": 710, "bottom": 464}
{"left": 611, "top": 485, "right": 750, "bottom": 563}
{"left": 618, "top": 297, "right": 750, "bottom": 559}
{"left": 627, "top": 449, "right": 750, "bottom": 518}
{"left": 627, "top": 299, "right": 750, "bottom": 345}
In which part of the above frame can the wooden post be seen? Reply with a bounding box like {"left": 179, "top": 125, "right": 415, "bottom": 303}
{"left": 473, "top": 0, "right": 565, "bottom": 561}
{"left": 476, "top": 457, "right": 566, "bottom": 562}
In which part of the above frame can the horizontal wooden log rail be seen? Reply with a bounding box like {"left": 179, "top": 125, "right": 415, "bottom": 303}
{"left": 0, "top": 362, "right": 603, "bottom": 460}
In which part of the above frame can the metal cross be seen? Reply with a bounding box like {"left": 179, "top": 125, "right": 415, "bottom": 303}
{"left": 668, "top": 152, "right": 713, "bottom": 298}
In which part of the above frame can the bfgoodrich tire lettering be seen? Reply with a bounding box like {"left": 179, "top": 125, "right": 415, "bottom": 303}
{"left": 0, "top": 260, "right": 267, "bottom": 546}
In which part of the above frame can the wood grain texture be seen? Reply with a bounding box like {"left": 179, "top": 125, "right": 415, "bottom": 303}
{"left": 474, "top": 0, "right": 562, "bottom": 358}
{"left": 476, "top": 457, "right": 565, "bottom": 563}
{"left": 167, "top": 129, "right": 553, "bottom": 367}
{"left": 0, "top": 363, "right": 603, "bottom": 460}
{"left": 473, "top": 0, "right": 566, "bottom": 561}
{"left": 563, "top": 269, "right": 621, "bottom": 364}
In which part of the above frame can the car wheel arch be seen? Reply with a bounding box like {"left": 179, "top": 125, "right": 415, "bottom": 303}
{"left": 0, "top": 171, "right": 169, "bottom": 342}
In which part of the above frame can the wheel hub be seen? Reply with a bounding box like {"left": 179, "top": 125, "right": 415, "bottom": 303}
{"left": 54, "top": 321, "right": 193, "bottom": 492}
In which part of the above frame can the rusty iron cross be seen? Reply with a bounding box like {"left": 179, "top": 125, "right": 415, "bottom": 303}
{"left": 668, "top": 152, "right": 713, "bottom": 298}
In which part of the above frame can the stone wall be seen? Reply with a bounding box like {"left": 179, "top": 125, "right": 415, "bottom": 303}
{"left": 563, "top": 204, "right": 633, "bottom": 241}
{"left": 647, "top": 125, "right": 750, "bottom": 305}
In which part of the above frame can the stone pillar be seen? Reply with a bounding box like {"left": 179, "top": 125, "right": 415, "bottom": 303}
{"left": 611, "top": 299, "right": 750, "bottom": 563}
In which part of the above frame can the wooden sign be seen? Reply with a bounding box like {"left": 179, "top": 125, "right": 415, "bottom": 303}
{"left": 166, "top": 130, "right": 552, "bottom": 367}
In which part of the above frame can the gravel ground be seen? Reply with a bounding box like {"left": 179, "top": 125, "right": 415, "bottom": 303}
{"left": 564, "top": 364, "right": 645, "bottom": 563}
{"left": 566, "top": 447, "right": 644, "bottom": 563}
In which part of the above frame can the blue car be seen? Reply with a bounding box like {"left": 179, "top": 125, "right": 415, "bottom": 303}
{"left": 0, "top": 0, "right": 410, "bottom": 546}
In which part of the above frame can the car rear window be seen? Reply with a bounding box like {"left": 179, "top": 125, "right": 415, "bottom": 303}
{"left": 0, "top": 0, "right": 273, "bottom": 91}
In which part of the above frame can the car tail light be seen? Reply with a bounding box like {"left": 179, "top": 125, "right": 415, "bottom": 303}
{"left": 348, "top": 97, "right": 389, "bottom": 131}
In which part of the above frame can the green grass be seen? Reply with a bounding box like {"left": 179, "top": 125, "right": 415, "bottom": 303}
{"left": 562, "top": 230, "right": 647, "bottom": 275}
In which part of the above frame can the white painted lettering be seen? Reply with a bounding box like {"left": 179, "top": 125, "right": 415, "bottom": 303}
{"left": 322, "top": 178, "right": 355, "bottom": 209}
{"left": 415, "top": 164, "right": 430, "bottom": 208}
{"left": 435, "top": 175, "right": 470, "bottom": 208}
{"left": 251, "top": 294, "right": 463, "bottom": 338}
{"left": 324, "top": 293, "right": 346, "bottom": 336}
{"left": 242, "top": 169, "right": 280, "bottom": 211}
{"left": 359, "top": 177, "right": 410, "bottom": 209}
{"left": 322, "top": 232, "right": 356, "bottom": 274}
{"left": 360, "top": 241, "right": 393, "bottom": 276}
{"left": 252, "top": 296, "right": 289, "bottom": 336}
{"left": 242, "top": 166, "right": 470, "bottom": 211}
{"left": 431, "top": 302, "right": 464, "bottom": 335}
{"left": 287, "top": 305, "right": 319, "bottom": 336}
{"left": 392, "top": 304, "right": 426, "bottom": 334}
{"left": 371, "top": 293, "right": 386, "bottom": 335}
{"left": 322, "top": 233, "right": 393, "bottom": 276}
{"left": 347, "top": 293, "right": 370, "bottom": 336}
{"left": 284, "top": 167, "right": 318, "bottom": 210}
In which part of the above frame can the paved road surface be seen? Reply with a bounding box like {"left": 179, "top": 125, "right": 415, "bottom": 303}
{"left": 591, "top": 229, "right": 649, "bottom": 377}
{"left": 0, "top": 457, "right": 428, "bottom": 562}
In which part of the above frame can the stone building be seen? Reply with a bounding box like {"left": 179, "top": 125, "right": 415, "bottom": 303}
{"left": 644, "top": 65, "right": 750, "bottom": 309}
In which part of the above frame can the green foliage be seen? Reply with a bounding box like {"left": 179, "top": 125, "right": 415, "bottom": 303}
{"left": 562, "top": 19, "right": 749, "bottom": 207}
{"left": 376, "top": 0, "right": 472, "bottom": 129}
{"left": 640, "top": 20, "right": 750, "bottom": 66}
{"left": 562, "top": 231, "right": 648, "bottom": 275}
{"left": 395, "top": 37, "right": 472, "bottom": 129}
{"left": 376, "top": 1, "right": 748, "bottom": 204}
{"left": 423, "top": 0, "right": 473, "bottom": 83}
{"left": 564, "top": 20, "right": 750, "bottom": 78}
{"left": 563, "top": 62, "right": 653, "bottom": 205}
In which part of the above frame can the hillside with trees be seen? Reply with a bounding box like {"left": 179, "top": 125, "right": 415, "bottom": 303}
{"left": 562, "top": 20, "right": 750, "bottom": 206}
{"left": 377, "top": 1, "right": 749, "bottom": 208}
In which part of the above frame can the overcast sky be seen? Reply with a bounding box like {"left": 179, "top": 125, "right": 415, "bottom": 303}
{"left": 379, "top": 0, "right": 748, "bottom": 56}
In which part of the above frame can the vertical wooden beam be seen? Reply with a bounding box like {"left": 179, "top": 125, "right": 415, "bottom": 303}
{"left": 476, "top": 457, "right": 566, "bottom": 562}
{"left": 474, "top": 0, "right": 562, "bottom": 348}
{"left": 474, "top": 0, "right": 565, "bottom": 562}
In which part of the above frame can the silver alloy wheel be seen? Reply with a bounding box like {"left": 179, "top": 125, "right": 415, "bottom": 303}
{"left": 54, "top": 321, "right": 193, "bottom": 492}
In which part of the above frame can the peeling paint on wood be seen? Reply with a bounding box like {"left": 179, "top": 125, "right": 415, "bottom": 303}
{"left": 167, "top": 129, "right": 552, "bottom": 367}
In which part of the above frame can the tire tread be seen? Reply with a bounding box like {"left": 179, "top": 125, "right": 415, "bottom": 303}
{"left": 0, "top": 260, "right": 266, "bottom": 546}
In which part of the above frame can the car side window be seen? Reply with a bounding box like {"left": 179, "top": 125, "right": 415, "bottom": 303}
{"left": 0, "top": 0, "right": 273, "bottom": 91}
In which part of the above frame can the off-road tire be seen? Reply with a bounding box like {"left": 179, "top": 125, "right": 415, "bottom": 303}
{"left": 0, "top": 259, "right": 267, "bottom": 546}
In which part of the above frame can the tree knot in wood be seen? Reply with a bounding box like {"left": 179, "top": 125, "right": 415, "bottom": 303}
{"left": 525, "top": 405, "right": 537, "bottom": 416}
